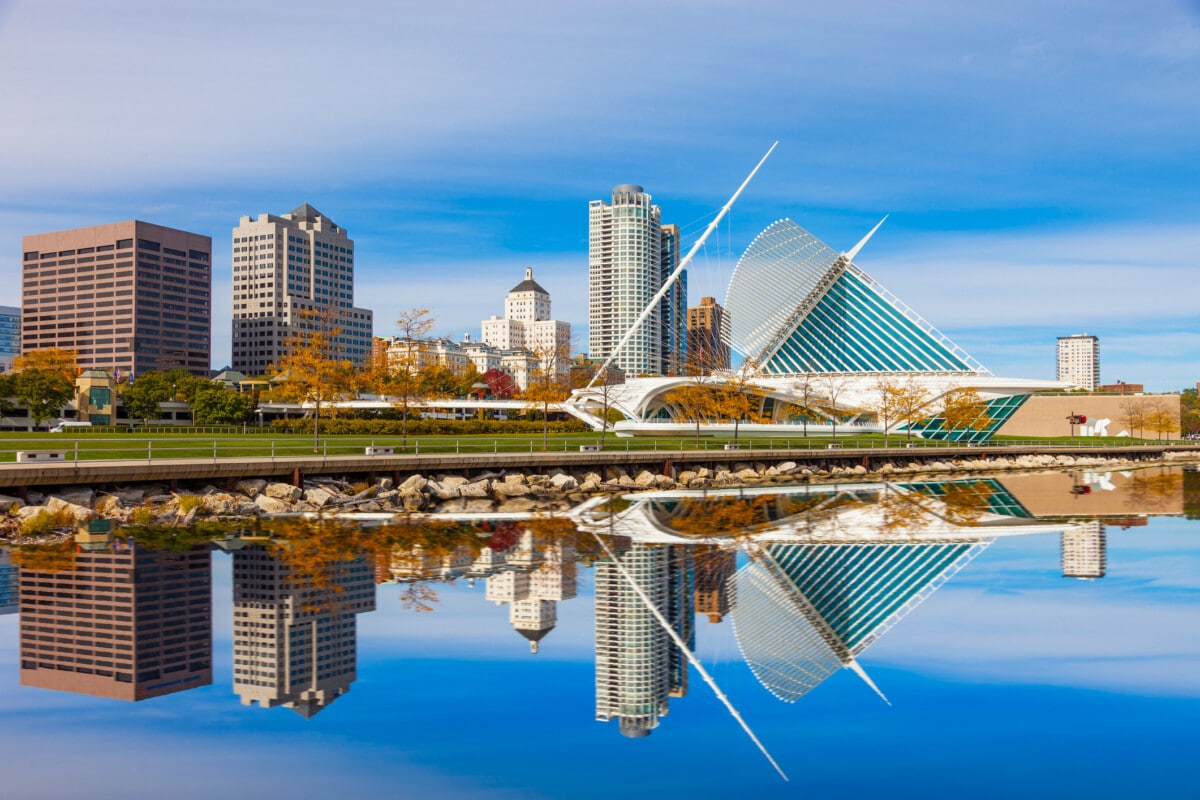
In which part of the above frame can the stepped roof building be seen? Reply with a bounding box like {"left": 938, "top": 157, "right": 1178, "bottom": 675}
{"left": 570, "top": 217, "right": 1067, "bottom": 441}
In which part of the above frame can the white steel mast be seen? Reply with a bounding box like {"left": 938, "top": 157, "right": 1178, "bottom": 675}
{"left": 586, "top": 143, "right": 778, "bottom": 388}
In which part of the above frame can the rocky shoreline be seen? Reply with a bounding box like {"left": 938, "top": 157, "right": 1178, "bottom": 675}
{"left": 2, "top": 450, "right": 1197, "bottom": 541}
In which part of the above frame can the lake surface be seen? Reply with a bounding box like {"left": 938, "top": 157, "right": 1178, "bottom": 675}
{"left": 1, "top": 466, "right": 1197, "bottom": 799}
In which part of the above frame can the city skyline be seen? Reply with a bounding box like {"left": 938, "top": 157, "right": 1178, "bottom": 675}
{"left": 0, "top": 2, "right": 1197, "bottom": 388}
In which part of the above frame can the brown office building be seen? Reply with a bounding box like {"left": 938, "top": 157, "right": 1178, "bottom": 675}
{"left": 21, "top": 221, "right": 212, "bottom": 376}
{"left": 687, "top": 296, "right": 730, "bottom": 370}
{"left": 18, "top": 541, "right": 213, "bottom": 701}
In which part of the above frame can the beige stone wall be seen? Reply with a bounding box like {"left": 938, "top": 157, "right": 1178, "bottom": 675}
{"left": 996, "top": 394, "right": 1180, "bottom": 439}
{"left": 997, "top": 467, "right": 1183, "bottom": 517}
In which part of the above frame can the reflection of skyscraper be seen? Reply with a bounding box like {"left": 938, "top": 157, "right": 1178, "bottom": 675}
{"left": 594, "top": 542, "right": 693, "bottom": 737}
{"left": 0, "top": 549, "right": 16, "bottom": 615}
{"left": 232, "top": 545, "right": 376, "bottom": 717}
{"left": 1061, "top": 522, "right": 1106, "bottom": 579}
{"left": 18, "top": 541, "right": 213, "bottom": 701}
{"left": 694, "top": 546, "right": 736, "bottom": 623}
{"left": 666, "top": 545, "right": 694, "bottom": 698}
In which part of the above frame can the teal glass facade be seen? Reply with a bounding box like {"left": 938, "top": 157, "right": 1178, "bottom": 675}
{"left": 760, "top": 270, "right": 973, "bottom": 374}
{"left": 907, "top": 394, "right": 1029, "bottom": 444}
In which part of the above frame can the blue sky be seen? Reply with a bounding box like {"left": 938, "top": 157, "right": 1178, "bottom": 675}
{"left": 1, "top": 1, "right": 1198, "bottom": 388}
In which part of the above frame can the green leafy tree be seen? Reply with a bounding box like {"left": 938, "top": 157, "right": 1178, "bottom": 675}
{"left": 121, "top": 370, "right": 175, "bottom": 422}
{"left": 191, "top": 387, "right": 254, "bottom": 425}
{"left": 16, "top": 369, "right": 75, "bottom": 425}
{"left": 0, "top": 372, "right": 18, "bottom": 419}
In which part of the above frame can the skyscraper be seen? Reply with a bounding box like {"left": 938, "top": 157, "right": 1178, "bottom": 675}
{"left": 1057, "top": 333, "right": 1100, "bottom": 390}
{"left": 687, "top": 296, "right": 731, "bottom": 371}
{"left": 18, "top": 540, "right": 213, "bottom": 701}
{"left": 21, "top": 221, "right": 212, "bottom": 375}
{"left": 232, "top": 544, "right": 376, "bottom": 717}
{"left": 0, "top": 305, "right": 21, "bottom": 373}
{"left": 659, "top": 224, "right": 687, "bottom": 375}
{"left": 231, "top": 203, "right": 373, "bottom": 375}
{"left": 589, "top": 185, "right": 683, "bottom": 377}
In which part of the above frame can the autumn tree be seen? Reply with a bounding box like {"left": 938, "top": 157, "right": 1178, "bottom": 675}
{"left": 873, "top": 377, "right": 905, "bottom": 446}
{"left": 523, "top": 343, "right": 572, "bottom": 450}
{"left": 12, "top": 348, "right": 78, "bottom": 425}
{"left": 0, "top": 372, "right": 18, "bottom": 420}
{"left": 377, "top": 308, "right": 437, "bottom": 447}
{"left": 13, "top": 348, "right": 78, "bottom": 382}
{"left": 818, "top": 374, "right": 854, "bottom": 440}
{"left": 714, "top": 370, "right": 765, "bottom": 442}
{"left": 939, "top": 387, "right": 992, "bottom": 440}
{"left": 663, "top": 378, "right": 719, "bottom": 445}
{"left": 1145, "top": 397, "right": 1177, "bottom": 440}
{"left": 1120, "top": 397, "right": 1149, "bottom": 438}
{"left": 789, "top": 374, "right": 829, "bottom": 437}
{"left": 270, "top": 308, "right": 358, "bottom": 452}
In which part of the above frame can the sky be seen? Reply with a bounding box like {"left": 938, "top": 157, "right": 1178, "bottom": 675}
{"left": 1, "top": 0, "right": 1198, "bottom": 389}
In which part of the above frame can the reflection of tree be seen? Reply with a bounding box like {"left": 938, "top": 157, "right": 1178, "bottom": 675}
{"left": 664, "top": 494, "right": 831, "bottom": 538}
{"left": 1122, "top": 468, "right": 1182, "bottom": 514}
{"left": 8, "top": 540, "right": 77, "bottom": 573}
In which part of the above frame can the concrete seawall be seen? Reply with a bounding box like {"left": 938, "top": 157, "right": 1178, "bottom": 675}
{"left": 0, "top": 443, "right": 1190, "bottom": 491}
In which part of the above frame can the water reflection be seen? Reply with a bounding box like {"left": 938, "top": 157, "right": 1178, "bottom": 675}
{"left": 1, "top": 466, "right": 1193, "bottom": 727}
{"left": 228, "top": 542, "right": 376, "bottom": 717}
{"left": 16, "top": 536, "right": 212, "bottom": 701}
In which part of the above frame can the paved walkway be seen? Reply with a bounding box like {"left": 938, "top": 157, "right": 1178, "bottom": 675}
{"left": 0, "top": 444, "right": 1180, "bottom": 489}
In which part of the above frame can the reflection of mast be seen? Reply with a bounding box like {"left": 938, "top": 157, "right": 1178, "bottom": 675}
{"left": 590, "top": 532, "right": 788, "bottom": 781}
{"left": 733, "top": 540, "right": 989, "bottom": 704}
{"left": 1061, "top": 522, "right": 1106, "bottom": 580}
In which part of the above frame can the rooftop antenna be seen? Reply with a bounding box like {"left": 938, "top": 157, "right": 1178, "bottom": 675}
{"left": 586, "top": 142, "right": 778, "bottom": 388}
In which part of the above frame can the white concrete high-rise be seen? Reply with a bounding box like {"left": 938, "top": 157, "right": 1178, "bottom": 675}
{"left": 589, "top": 185, "right": 684, "bottom": 377}
{"left": 1057, "top": 333, "right": 1100, "bottom": 391}
{"left": 231, "top": 203, "right": 373, "bottom": 375}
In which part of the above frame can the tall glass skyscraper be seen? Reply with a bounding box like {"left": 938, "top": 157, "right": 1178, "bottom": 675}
{"left": 588, "top": 185, "right": 685, "bottom": 377}
{"left": 0, "top": 305, "right": 20, "bottom": 372}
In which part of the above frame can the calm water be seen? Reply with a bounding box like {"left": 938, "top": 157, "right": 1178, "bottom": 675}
{"left": 1, "top": 467, "right": 1198, "bottom": 799}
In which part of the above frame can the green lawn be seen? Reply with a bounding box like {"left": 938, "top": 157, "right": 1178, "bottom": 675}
{"left": 0, "top": 429, "right": 1188, "bottom": 463}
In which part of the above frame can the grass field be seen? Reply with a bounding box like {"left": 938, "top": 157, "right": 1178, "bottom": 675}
{"left": 0, "top": 430, "right": 1188, "bottom": 463}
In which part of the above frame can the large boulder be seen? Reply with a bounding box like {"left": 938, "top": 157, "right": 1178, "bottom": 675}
{"left": 494, "top": 482, "right": 531, "bottom": 498}
{"left": 45, "top": 496, "right": 94, "bottom": 521}
{"left": 0, "top": 494, "right": 23, "bottom": 513}
{"left": 303, "top": 486, "right": 337, "bottom": 508}
{"left": 203, "top": 493, "right": 241, "bottom": 515}
{"left": 460, "top": 480, "right": 491, "bottom": 498}
{"left": 634, "top": 470, "right": 658, "bottom": 487}
{"left": 265, "top": 482, "right": 303, "bottom": 501}
{"left": 399, "top": 474, "right": 428, "bottom": 493}
{"left": 426, "top": 481, "right": 461, "bottom": 500}
{"left": 549, "top": 473, "right": 579, "bottom": 492}
{"left": 254, "top": 495, "right": 293, "bottom": 514}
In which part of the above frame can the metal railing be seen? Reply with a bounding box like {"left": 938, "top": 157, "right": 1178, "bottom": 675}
{"left": 0, "top": 434, "right": 1193, "bottom": 466}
